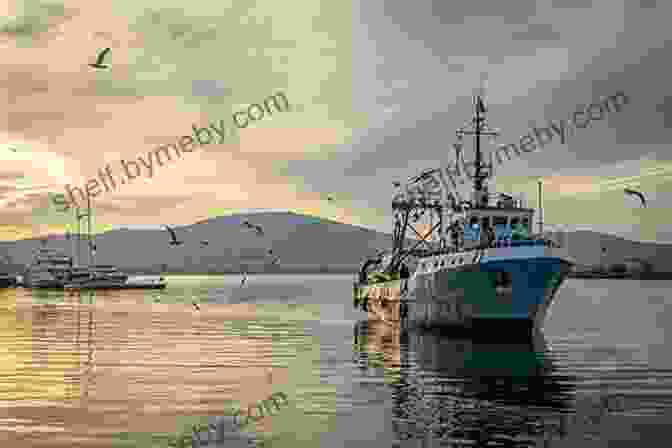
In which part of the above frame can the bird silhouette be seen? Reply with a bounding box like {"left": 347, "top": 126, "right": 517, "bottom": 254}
{"left": 624, "top": 188, "right": 646, "bottom": 208}
{"left": 200, "top": 240, "right": 209, "bottom": 246}
{"left": 327, "top": 196, "right": 334, "bottom": 202}
{"left": 265, "top": 249, "right": 280, "bottom": 264}
{"left": 241, "top": 220, "right": 264, "bottom": 236}
{"left": 163, "top": 225, "right": 184, "bottom": 245}
{"left": 89, "top": 48, "right": 111, "bottom": 69}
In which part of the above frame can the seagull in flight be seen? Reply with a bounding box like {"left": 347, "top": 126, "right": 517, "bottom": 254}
{"left": 624, "top": 188, "right": 647, "bottom": 208}
{"left": 266, "top": 249, "right": 280, "bottom": 265}
{"left": 89, "top": 48, "right": 111, "bottom": 69}
{"left": 163, "top": 225, "right": 184, "bottom": 246}
{"left": 200, "top": 240, "right": 209, "bottom": 246}
{"left": 241, "top": 220, "right": 264, "bottom": 236}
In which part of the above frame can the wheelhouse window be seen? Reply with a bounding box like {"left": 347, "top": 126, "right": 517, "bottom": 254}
{"left": 481, "top": 216, "right": 490, "bottom": 229}
{"left": 522, "top": 217, "right": 530, "bottom": 231}
{"left": 511, "top": 217, "right": 520, "bottom": 227}
{"left": 493, "top": 216, "right": 508, "bottom": 227}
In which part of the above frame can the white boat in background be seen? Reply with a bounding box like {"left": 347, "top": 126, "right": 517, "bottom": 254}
{"left": 124, "top": 275, "right": 166, "bottom": 289}
{"left": 23, "top": 248, "right": 73, "bottom": 288}
{"left": 64, "top": 273, "right": 166, "bottom": 290}
{"left": 63, "top": 195, "right": 167, "bottom": 290}
{"left": 64, "top": 265, "right": 128, "bottom": 289}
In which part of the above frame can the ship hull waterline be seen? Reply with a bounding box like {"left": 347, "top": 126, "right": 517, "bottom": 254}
{"left": 354, "top": 248, "right": 574, "bottom": 337}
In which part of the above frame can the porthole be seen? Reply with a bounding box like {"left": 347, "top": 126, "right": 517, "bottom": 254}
{"left": 450, "top": 259, "right": 455, "bottom": 265}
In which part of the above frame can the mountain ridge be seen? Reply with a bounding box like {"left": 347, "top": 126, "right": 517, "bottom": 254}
{"left": 1, "top": 212, "right": 670, "bottom": 274}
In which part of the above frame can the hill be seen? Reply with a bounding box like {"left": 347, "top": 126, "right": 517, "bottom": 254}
{"left": 1, "top": 213, "right": 671, "bottom": 275}
{"left": 0, "top": 212, "right": 396, "bottom": 274}
{"left": 564, "top": 230, "right": 672, "bottom": 272}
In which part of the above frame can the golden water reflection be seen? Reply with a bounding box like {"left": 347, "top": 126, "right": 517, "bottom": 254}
{"left": 0, "top": 286, "right": 295, "bottom": 447}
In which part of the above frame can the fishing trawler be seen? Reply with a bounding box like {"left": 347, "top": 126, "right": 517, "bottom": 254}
{"left": 353, "top": 94, "right": 575, "bottom": 336}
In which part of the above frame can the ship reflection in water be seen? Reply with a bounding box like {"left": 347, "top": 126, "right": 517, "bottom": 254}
{"left": 352, "top": 320, "right": 626, "bottom": 446}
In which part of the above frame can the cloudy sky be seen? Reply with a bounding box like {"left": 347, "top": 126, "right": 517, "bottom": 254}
{"left": 1, "top": 0, "right": 670, "bottom": 243}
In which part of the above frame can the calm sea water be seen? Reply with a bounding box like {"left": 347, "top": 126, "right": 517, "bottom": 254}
{"left": 1, "top": 275, "right": 670, "bottom": 447}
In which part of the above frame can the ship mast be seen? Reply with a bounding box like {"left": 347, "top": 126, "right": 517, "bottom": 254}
{"left": 87, "top": 194, "right": 94, "bottom": 266}
{"left": 74, "top": 195, "right": 95, "bottom": 266}
{"left": 455, "top": 95, "right": 499, "bottom": 208}
{"left": 383, "top": 84, "right": 505, "bottom": 271}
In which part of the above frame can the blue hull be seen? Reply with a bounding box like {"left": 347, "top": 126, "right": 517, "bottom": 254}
{"left": 406, "top": 245, "right": 574, "bottom": 334}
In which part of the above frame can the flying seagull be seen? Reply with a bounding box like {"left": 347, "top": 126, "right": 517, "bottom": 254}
{"left": 89, "top": 48, "right": 111, "bottom": 69}
{"left": 163, "top": 225, "right": 184, "bottom": 246}
{"left": 241, "top": 220, "right": 264, "bottom": 236}
{"left": 624, "top": 188, "right": 646, "bottom": 208}
{"left": 266, "top": 249, "right": 280, "bottom": 265}
{"left": 200, "top": 240, "right": 209, "bottom": 246}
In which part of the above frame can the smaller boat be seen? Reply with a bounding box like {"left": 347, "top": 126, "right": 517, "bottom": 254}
{"left": 64, "top": 264, "right": 128, "bottom": 290}
{"left": 64, "top": 274, "right": 166, "bottom": 290}
{"left": 23, "top": 248, "right": 73, "bottom": 288}
{"left": 124, "top": 275, "right": 166, "bottom": 289}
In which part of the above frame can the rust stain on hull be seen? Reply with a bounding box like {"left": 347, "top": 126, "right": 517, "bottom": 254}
{"left": 357, "top": 280, "right": 404, "bottom": 323}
